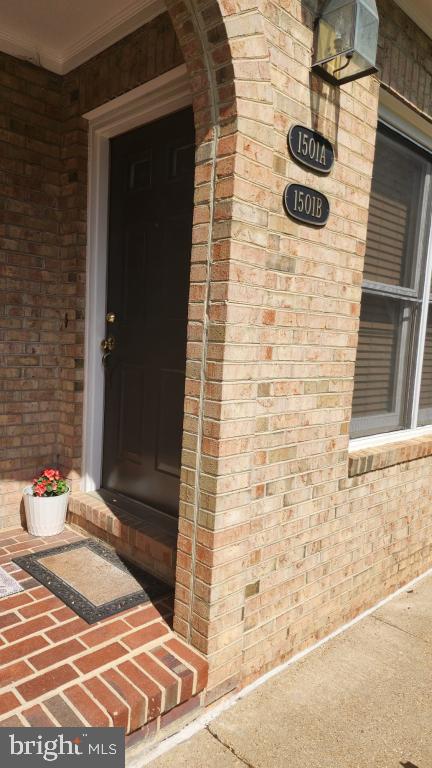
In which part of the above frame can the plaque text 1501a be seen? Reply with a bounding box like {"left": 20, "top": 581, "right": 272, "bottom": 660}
{"left": 288, "top": 125, "right": 334, "bottom": 174}
{"left": 283, "top": 184, "right": 330, "bottom": 227}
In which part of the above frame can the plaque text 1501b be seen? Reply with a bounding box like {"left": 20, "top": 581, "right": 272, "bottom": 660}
{"left": 288, "top": 125, "right": 334, "bottom": 174}
{"left": 283, "top": 184, "right": 330, "bottom": 227}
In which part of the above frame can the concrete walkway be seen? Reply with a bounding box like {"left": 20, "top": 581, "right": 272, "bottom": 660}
{"left": 147, "top": 573, "right": 432, "bottom": 768}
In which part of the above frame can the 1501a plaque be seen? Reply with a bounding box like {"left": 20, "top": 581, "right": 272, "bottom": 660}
{"left": 283, "top": 183, "right": 330, "bottom": 227}
{"left": 288, "top": 125, "right": 334, "bottom": 174}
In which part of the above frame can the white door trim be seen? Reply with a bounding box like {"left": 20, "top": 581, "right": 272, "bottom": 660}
{"left": 82, "top": 65, "right": 192, "bottom": 493}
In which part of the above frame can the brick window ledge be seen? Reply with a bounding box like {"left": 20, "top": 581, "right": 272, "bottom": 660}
{"left": 348, "top": 434, "right": 432, "bottom": 477}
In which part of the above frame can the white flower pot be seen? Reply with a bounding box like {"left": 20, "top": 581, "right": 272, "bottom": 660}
{"left": 23, "top": 486, "right": 70, "bottom": 537}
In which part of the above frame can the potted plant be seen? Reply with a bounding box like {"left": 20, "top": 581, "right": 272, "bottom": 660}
{"left": 23, "top": 468, "right": 70, "bottom": 537}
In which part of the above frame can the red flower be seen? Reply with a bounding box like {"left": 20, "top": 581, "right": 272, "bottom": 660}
{"left": 31, "top": 467, "right": 64, "bottom": 497}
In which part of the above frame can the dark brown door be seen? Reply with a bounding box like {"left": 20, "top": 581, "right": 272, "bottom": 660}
{"left": 102, "top": 107, "right": 195, "bottom": 517}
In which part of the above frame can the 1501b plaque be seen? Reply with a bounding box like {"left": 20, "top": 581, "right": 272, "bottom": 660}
{"left": 283, "top": 183, "right": 330, "bottom": 227}
{"left": 288, "top": 125, "right": 334, "bottom": 174}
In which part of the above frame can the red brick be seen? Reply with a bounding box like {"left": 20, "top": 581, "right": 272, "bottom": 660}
{"left": 19, "top": 596, "right": 64, "bottom": 619}
{"left": 0, "top": 691, "right": 20, "bottom": 716}
{"left": 14, "top": 568, "right": 34, "bottom": 581}
{"left": 0, "top": 611, "right": 20, "bottom": 630}
{"left": 165, "top": 637, "right": 208, "bottom": 691}
{"left": 119, "top": 660, "right": 162, "bottom": 720}
{"left": 29, "top": 638, "right": 85, "bottom": 671}
{"left": 23, "top": 704, "right": 58, "bottom": 727}
{"left": 0, "top": 592, "right": 34, "bottom": 613}
{"left": 46, "top": 617, "right": 88, "bottom": 643}
{"left": 0, "top": 660, "right": 32, "bottom": 688}
{"left": 5, "top": 542, "right": 39, "bottom": 553}
{"left": 0, "top": 714, "right": 26, "bottom": 727}
{"left": 13, "top": 537, "right": 45, "bottom": 547}
{"left": 125, "top": 605, "right": 161, "bottom": 628}
{"left": 80, "top": 619, "right": 130, "bottom": 648}
{"left": 74, "top": 643, "right": 127, "bottom": 674}
{"left": 18, "top": 577, "right": 40, "bottom": 589}
{"left": 134, "top": 652, "right": 179, "bottom": 711}
{"left": 44, "top": 695, "right": 85, "bottom": 727}
{"left": 3, "top": 614, "right": 55, "bottom": 643}
{"left": 52, "top": 606, "right": 77, "bottom": 622}
{"left": 83, "top": 677, "right": 128, "bottom": 728}
{"left": 64, "top": 685, "right": 111, "bottom": 727}
{"left": 0, "top": 634, "right": 48, "bottom": 666}
{"left": 101, "top": 668, "right": 147, "bottom": 732}
{"left": 17, "top": 665, "right": 77, "bottom": 701}
{"left": 122, "top": 622, "right": 170, "bottom": 650}
{"left": 151, "top": 646, "right": 193, "bottom": 702}
{"left": 29, "top": 586, "right": 53, "bottom": 600}
{"left": 0, "top": 539, "right": 18, "bottom": 549}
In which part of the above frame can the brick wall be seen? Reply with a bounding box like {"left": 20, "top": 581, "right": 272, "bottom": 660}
{"left": 378, "top": 0, "right": 432, "bottom": 118}
{"left": 0, "top": 56, "right": 63, "bottom": 526}
{"left": 0, "top": 13, "right": 183, "bottom": 527}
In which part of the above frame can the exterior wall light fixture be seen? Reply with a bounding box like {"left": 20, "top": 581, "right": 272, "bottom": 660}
{"left": 312, "top": 0, "right": 379, "bottom": 85}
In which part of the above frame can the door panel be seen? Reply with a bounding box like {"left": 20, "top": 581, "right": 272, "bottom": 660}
{"left": 102, "top": 107, "right": 195, "bottom": 517}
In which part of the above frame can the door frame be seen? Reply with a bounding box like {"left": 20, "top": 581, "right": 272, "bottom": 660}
{"left": 82, "top": 65, "right": 192, "bottom": 493}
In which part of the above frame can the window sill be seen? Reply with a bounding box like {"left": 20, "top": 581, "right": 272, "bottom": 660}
{"left": 348, "top": 434, "right": 432, "bottom": 477}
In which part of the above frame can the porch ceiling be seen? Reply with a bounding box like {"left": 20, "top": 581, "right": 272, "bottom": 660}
{"left": 394, "top": 0, "right": 432, "bottom": 39}
{"left": 0, "top": 0, "right": 165, "bottom": 75}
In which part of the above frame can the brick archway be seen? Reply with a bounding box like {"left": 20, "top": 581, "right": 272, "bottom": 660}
{"left": 165, "top": 1, "right": 275, "bottom": 699}
{"left": 166, "top": 0, "right": 235, "bottom": 134}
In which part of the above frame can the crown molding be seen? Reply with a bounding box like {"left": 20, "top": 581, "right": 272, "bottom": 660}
{"left": 60, "top": 0, "right": 166, "bottom": 73}
{"left": 0, "top": 0, "right": 166, "bottom": 75}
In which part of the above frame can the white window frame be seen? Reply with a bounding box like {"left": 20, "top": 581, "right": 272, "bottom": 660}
{"left": 350, "top": 94, "right": 432, "bottom": 451}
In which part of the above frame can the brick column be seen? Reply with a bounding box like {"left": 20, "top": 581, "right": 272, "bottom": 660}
{"left": 167, "top": 0, "right": 381, "bottom": 699}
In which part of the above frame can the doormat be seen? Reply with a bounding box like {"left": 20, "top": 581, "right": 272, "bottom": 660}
{"left": 13, "top": 539, "right": 171, "bottom": 624}
{"left": 0, "top": 566, "right": 23, "bottom": 599}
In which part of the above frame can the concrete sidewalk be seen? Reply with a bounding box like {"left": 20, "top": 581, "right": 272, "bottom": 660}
{"left": 147, "top": 573, "right": 432, "bottom": 768}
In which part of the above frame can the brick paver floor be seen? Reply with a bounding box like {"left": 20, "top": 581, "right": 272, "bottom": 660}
{"left": 0, "top": 527, "right": 208, "bottom": 737}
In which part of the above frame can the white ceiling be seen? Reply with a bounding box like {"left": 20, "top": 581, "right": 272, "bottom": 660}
{"left": 394, "top": 0, "right": 432, "bottom": 40}
{"left": 0, "top": 0, "right": 429, "bottom": 76}
{"left": 0, "top": 0, "right": 165, "bottom": 74}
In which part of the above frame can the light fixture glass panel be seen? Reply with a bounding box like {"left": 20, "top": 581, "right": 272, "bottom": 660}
{"left": 355, "top": 3, "right": 379, "bottom": 64}
{"left": 315, "top": 3, "right": 356, "bottom": 63}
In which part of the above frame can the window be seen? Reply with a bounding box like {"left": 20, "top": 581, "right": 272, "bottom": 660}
{"left": 351, "top": 123, "right": 432, "bottom": 439}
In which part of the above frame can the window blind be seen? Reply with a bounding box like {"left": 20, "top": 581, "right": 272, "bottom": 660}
{"left": 351, "top": 125, "right": 431, "bottom": 438}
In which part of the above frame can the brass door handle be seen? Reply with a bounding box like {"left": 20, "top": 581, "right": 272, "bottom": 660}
{"left": 101, "top": 336, "right": 116, "bottom": 366}
{"left": 101, "top": 336, "right": 116, "bottom": 353}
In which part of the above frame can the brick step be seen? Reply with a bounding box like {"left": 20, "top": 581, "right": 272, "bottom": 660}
{"left": 0, "top": 527, "right": 208, "bottom": 738}
{"left": 0, "top": 635, "right": 207, "bottom": 734}
{"left": 68, "top": 491, "right": 177, "bottom": 585}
